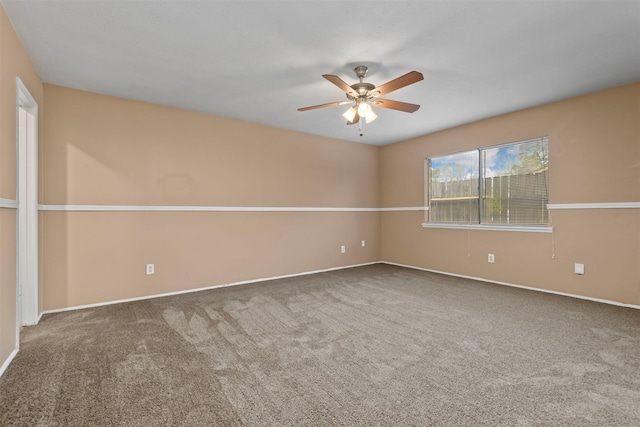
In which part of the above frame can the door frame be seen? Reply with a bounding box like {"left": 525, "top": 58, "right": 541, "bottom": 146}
{"left": 16, "top": 77, "right": 39, "bottom": 327}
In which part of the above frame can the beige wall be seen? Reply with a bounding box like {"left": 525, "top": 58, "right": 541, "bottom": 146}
{"left": 43, "top": 83, "right": 639, "bottom": 312}
{"left": 42, "top": 211, "right": 379, "bottom": 309}
{"left": 0, "top": 208, "right": 16, "bottom": 363}
{"left": 43, "top": 85, "right": 380, "bottom": 207}
{"left": 381, "top": 83, "right": 640, "bottom": 305}
{"left": 0, "top": 4, "right": 43, "bottom": 367}
{"left": 42, "top": 85, "right": 381, "bottom": 310}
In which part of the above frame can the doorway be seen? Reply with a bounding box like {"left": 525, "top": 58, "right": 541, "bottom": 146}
{"left": 16, "top": 78, "right": 38, "bottom": 326}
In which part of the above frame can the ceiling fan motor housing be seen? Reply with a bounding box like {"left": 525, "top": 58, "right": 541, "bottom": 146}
{"left": 348, "top": 82, "right": 376, "bottom": 102}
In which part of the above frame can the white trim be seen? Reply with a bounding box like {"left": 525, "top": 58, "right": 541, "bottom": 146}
{"left": 0, "top": 198, "right": 18, "bottom": 209}
{"left": 37, "top": 204, "right": 430, "bottom": 213}
{"left": 37, "top": 202, "right": 640, "bottom": 212}
{"left": 421, "top": 223, "right": 553, "bottom": 233}
{"left": 16, "top": 77, "right": 39, "bottom": 327}
{"left": 379, "top": 206, "right": 428, "bottom": 211}
{"left": 39, "top": 262, "right": 379, "bottom": 316}
{"left": 382, "top": 261, "right": 640, "bottom": 310}
{"left": 547, "top": 202, "right": 640, "bottom": 210}
{"left": 39, "top": 260, "right": 639, "bottom": 321}
{"left": 37, "top": 204, "right": 382, "bottom": 212}
{"left": 0, "top": 348, "right": 19, "bottom": 378}
{"left": 33, "top": 204, "right": 640, "bottom": 214}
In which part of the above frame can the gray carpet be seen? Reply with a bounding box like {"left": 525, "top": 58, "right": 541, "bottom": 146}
{"left": 1, "top": 264, "right": 639, "bottom": 426}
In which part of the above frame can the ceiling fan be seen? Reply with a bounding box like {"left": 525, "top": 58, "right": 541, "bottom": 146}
{"left": 298, "top": 65, "right": 424, "bottom": 135}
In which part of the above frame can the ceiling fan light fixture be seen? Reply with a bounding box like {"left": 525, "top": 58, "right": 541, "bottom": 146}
{"left": 342, "top": 106, "right": 357, "bottom": 122}
{"left": 365, "top": 110, "right": 377, "bottom": 124}
{"left": 357, "top": 101, "right": 371, "bottom": 116}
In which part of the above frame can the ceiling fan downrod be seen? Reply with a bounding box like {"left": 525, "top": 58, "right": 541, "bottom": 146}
{"left": 348, "top": 66, "right": 377, "bottom": 102}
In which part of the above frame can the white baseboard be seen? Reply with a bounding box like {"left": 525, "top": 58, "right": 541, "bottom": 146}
{"left": 37, "top": 259, "right": 640, "bottom": 320}
{"left": 382, "top": 261, "right": 640, "bottom": 310}
{"left": 39, "top": 262, "right": 380, "bottom": 317}
{"left": 0, "top": 348, "right": 19, "bottom": 378}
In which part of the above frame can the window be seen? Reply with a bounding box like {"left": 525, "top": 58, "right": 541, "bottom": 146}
{"left": 426, "top": 137, "right": 549, "bottom": 229}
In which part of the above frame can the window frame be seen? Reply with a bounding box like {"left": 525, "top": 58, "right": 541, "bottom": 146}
{"left": 422, "top": 137, "right": 552, "bottom": 233}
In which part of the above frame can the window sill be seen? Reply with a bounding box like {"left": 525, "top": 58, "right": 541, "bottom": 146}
{"left": 421, "top": 223, "right": 553, "bottom": 233}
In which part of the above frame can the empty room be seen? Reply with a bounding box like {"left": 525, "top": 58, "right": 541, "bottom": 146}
{"left": 0, "top": 1, "right": 639, "bottom": 425}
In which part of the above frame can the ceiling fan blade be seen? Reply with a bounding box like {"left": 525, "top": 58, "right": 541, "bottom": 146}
{"left": 323, "top": 74, "right": 358, "bottom": 98}
{"left": 346, "top": 112, "right": 360, "bottom": 125}
{"left": 372, "top": 71, "right": 424, "bottom": 96}
{"left": 373, "top": 98, "right": 421, "bottom": 113}
{"left": 298, "top": 100, "right": 351, "bottom": 111}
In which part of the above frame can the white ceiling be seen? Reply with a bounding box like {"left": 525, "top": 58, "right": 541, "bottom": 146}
{"left": 3, "top": 0, "right": 639, "bottom": 146}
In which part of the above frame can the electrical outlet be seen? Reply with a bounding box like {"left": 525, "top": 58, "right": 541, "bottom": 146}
{"left": 146, "top": 264, "right": 155, "bottom": 275}
{"left": 574, "top": 263, "right": 585, "bottom": 275}
{"left": 341, "top": 245, "right": 346, "bottom": 254}
{"left": 361, "top": 240, "right": 366, "bottom": 247}
{"left": 488, "top": 254, "right": 495, "bottom": 264}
